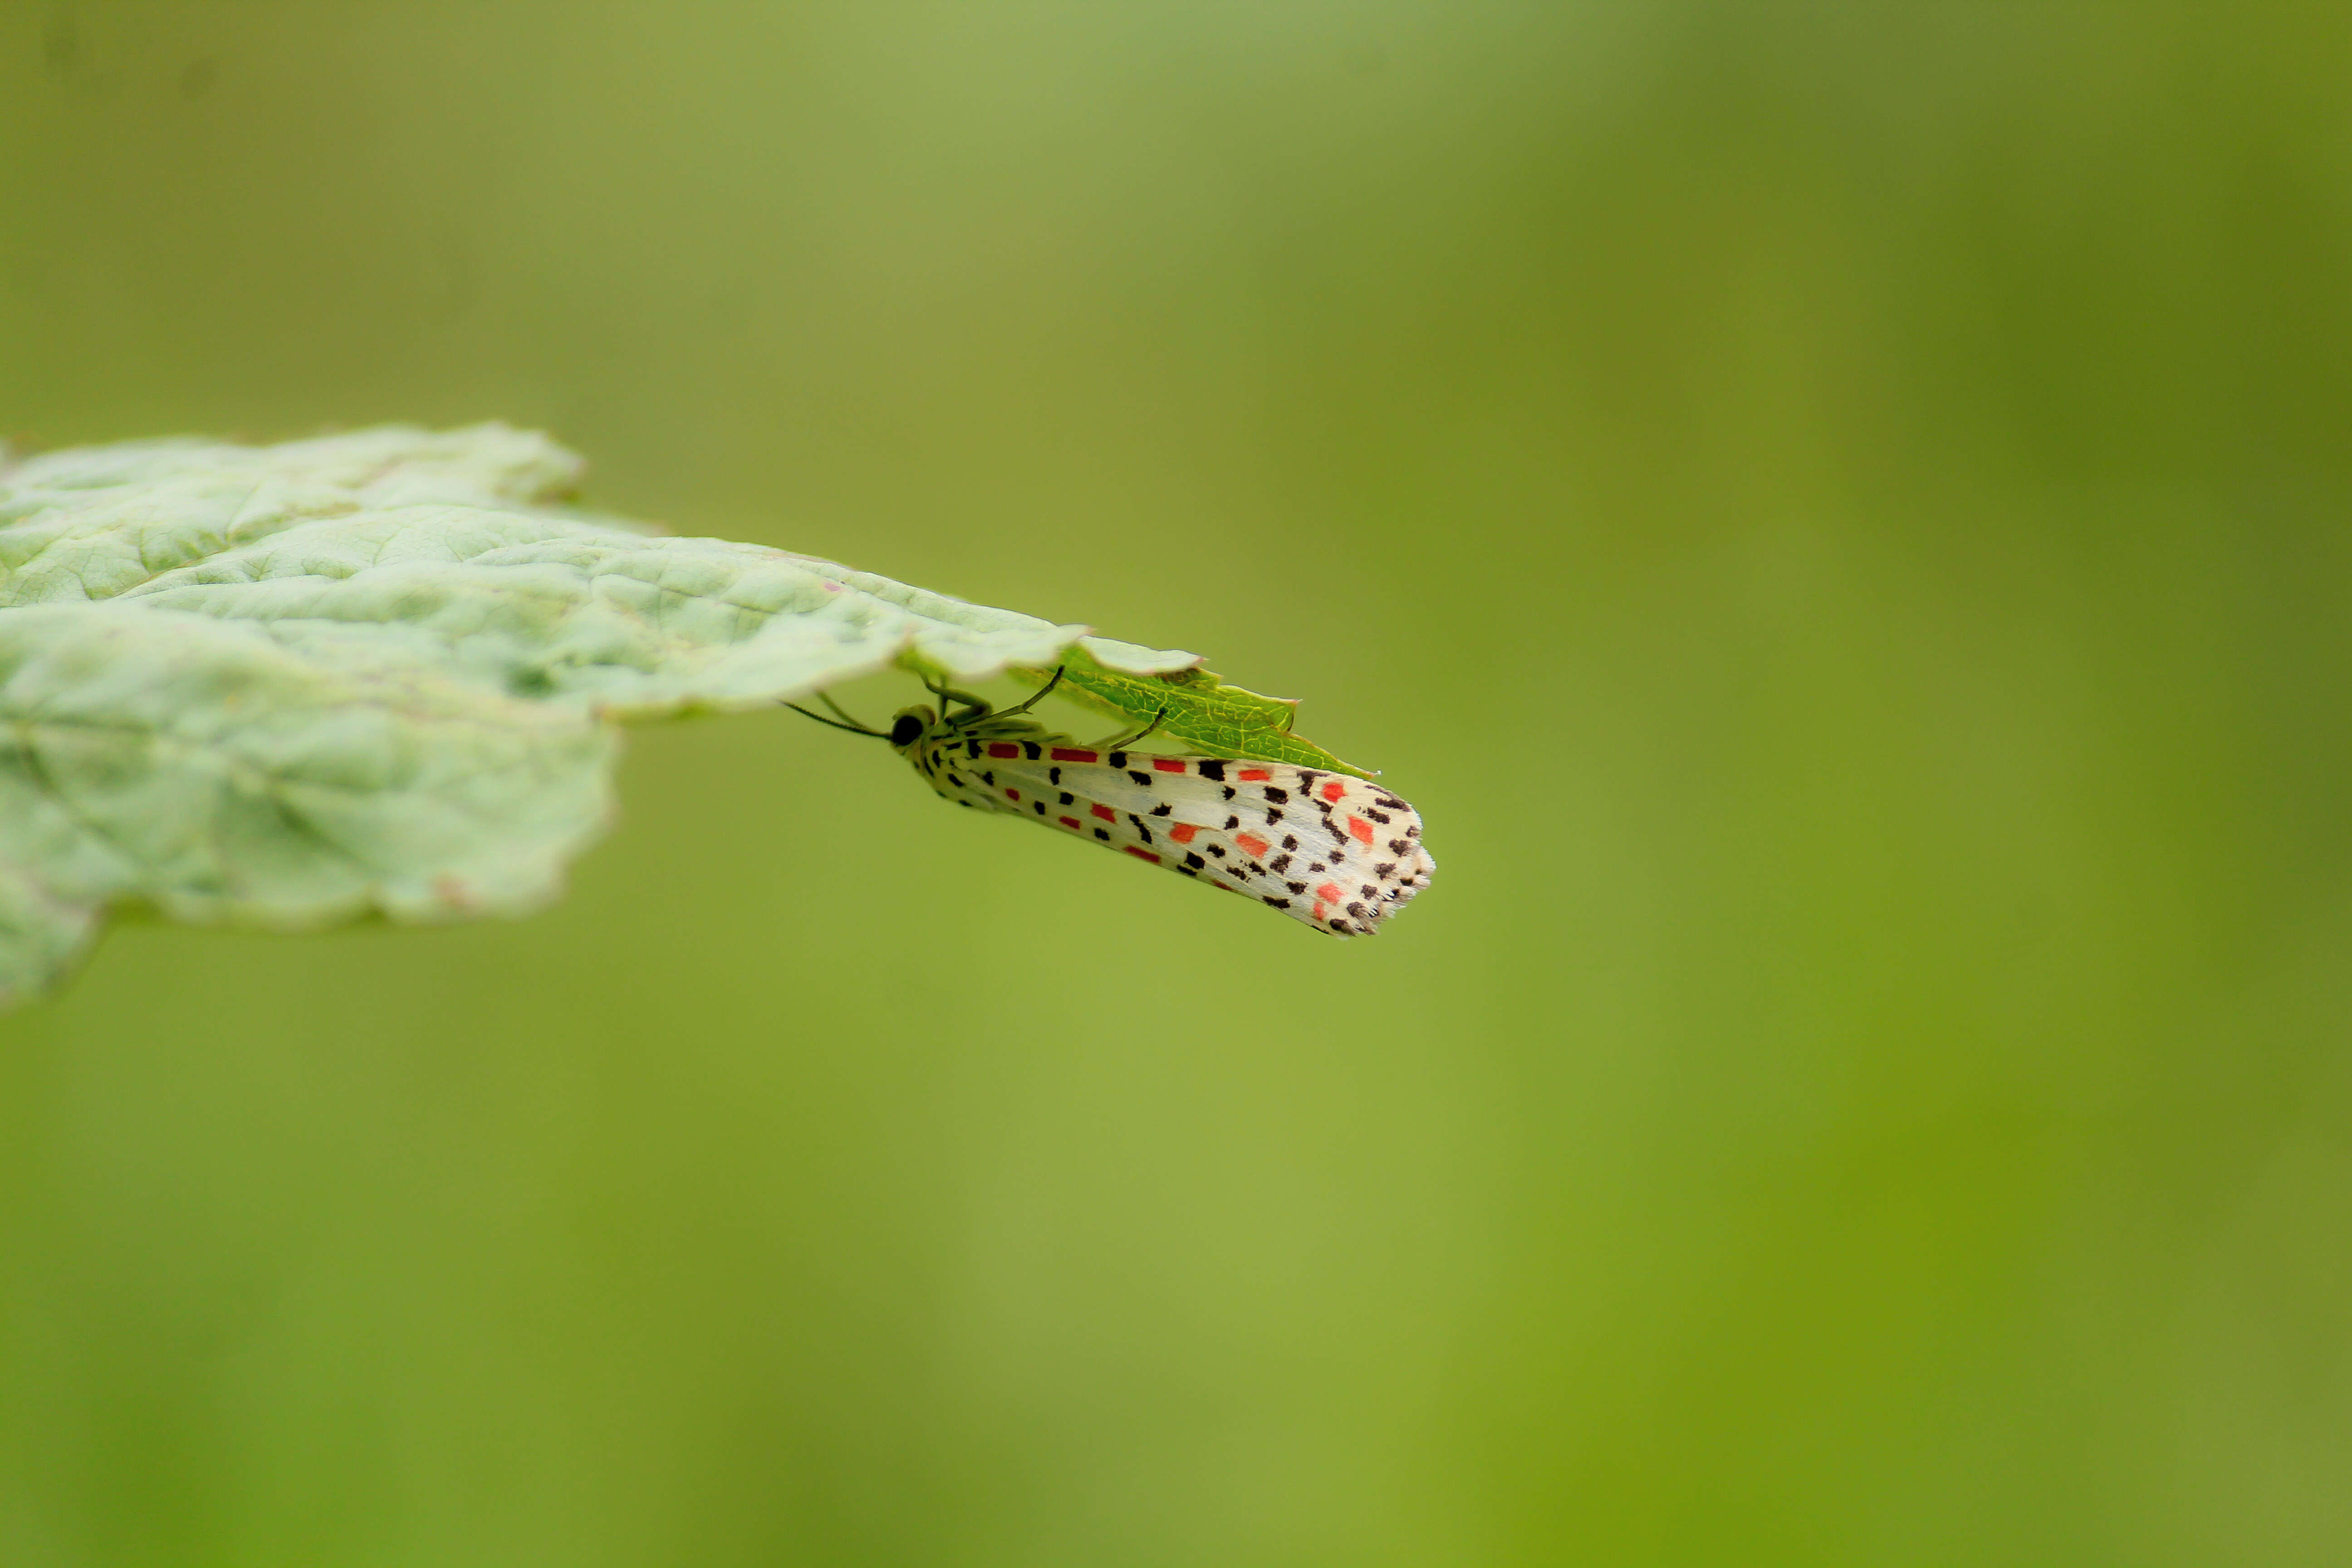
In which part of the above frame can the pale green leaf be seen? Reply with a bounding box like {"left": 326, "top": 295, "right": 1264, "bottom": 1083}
{"left": 1006, "top": 649, "right": 1374, "bottom": 779}
{"left": 0, "top": 424, "right": 1372, "bottom": 1007}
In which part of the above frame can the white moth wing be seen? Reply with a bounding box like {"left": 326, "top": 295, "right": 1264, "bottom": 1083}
{"left": 906, "top": 725, "right": 1432, "bottom": 935}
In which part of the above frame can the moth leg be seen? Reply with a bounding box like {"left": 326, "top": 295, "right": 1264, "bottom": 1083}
{"left": 1097, "top": 704, "right": 1167, "bottom": 750}
{"left": 924, "top": 676, "right": 993, "bottom": 720}
{"left": 998, "top": 664, "right": 1066, "bottom": 717}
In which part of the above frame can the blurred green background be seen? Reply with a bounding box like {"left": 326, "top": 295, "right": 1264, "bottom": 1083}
{"left": 7, "top": 2, "right": 2352, "bottom": 1563}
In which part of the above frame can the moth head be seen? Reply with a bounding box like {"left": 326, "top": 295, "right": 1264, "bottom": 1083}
{"left": 887, "top": 706, "right": 935, "bottom": 750}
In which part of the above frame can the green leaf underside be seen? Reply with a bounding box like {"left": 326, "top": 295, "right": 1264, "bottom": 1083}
{"left": 0, "top": 424, "right": 1376, "bottom": 1006}
{"left": 1003, "top": 652, "right": 1374, "bottom": 779}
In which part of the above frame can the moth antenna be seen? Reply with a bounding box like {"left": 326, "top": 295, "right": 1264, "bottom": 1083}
{"left": 784, "top": 702, "right": 887, "bottom": 739}
{"left": 818, "top": 691, "right": 876, "bottom": 730}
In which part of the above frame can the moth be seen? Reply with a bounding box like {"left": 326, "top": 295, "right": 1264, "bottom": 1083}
{"left": 791, "top": 670, "right": 1433, "bottom": 935}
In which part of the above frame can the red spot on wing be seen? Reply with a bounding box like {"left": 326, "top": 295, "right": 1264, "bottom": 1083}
{"left": 1091, "top": 804, "right": 1117, "bottom": 822}
{"left": 1059, "top": 816, "right": 1081, "bottom": 828}
{"left": 1004, "top": 788, "right": 1020, "bottom": 801}
{"left": 1237, "top": 768, "right": 1272, "bottom": 782}
{"left": 1050, "top": 747, "right": 1098, "bottom": 763}
{"left": 1124, "top": 847, "right": 1161, "bottom": 864}
{"left": 1346, "top": 816, "right": 1375, "bottom": 846}
{"left": 1316, "top": 882, "right": 1345, "bottom": 904}
{"left": 1152, "top": 758, "right": 1187, "bottom": 773}
{"left": 1321, "top": 781, "right": 1347, "bottom": 802}
{"left": 1168, "top": 823, "right": 1200, "bottom": 844}
{"left": 1234, "top": 831, "right": 1271, "bottom": 858}
{"left": 988, "top": 743, "right": 1020, "bottom": 758}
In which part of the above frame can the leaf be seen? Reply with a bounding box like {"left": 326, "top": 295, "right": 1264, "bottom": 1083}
{"left": 1003, "top": 649, "right": 1374, "bottom": 779}
{"left": 0, "top": 424, "right": 1372, "bottom": 1008}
